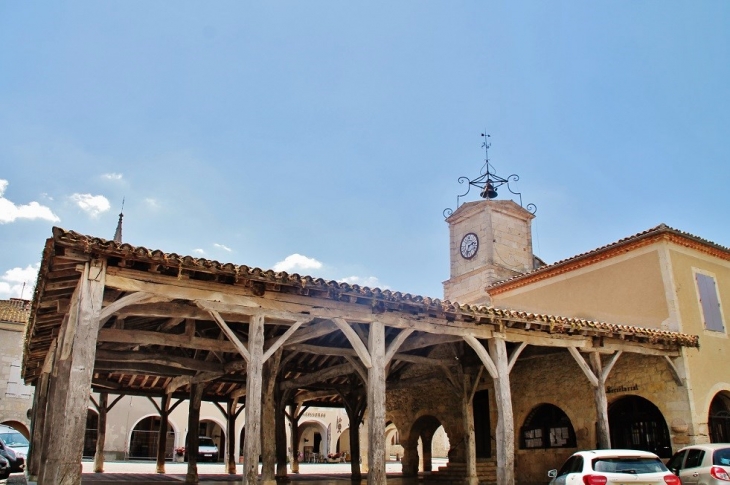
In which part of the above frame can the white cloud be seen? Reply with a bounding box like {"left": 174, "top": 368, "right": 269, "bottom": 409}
{"left": 339, "top": 276, "right": 388, "bottom": 289}
{"left": 214, "top": 243, "right": 232, "bottom": 252}
{"left": 145, "top": 198, "right": 160, "bottom": 209}
{"left": 101, "top": 173, "right": 123, "bottom": 181}
{"left": 70, "top": 193, "right": 110, "bottom": 217}
{"left": 273, "top": 254, "right": 323, "bottom": 273}
{"left": 0, "top": 179, "right": 60, "bottom": 224}
{"left": 192, "top": 248, "right": 206, "bottom": 255}
{"left": 0, "top": 264, "right": 39, "bottom": 299}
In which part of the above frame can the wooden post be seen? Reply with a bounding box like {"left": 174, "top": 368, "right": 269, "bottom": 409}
{"left": 462, "top": 373, "right": 478, "bottom": 485}
{"left": 288, "top": 404, "right": 300, "bottom": 474}
{"left": 93, "top": 393, "right": 109, "bottom": 473}
{"left": 186, "top": 383, "right": 204, "bottom": 484}
{"left": 226, "top": 398, "right": 238, "bottom": 474}
{"left": 275, "top": 390, "right": 289, "bottom": 482}
{"left": 155, "top": 394, "right": 170, "bottom": 474}
{"left": 243, "top": 314, "right": 265, "bottom": 485}
{"left": 261, "top": 349, "right": 281, "bottom": 485}
{"left": 38, "top": 260, "right": 106, "bottom": 485}
{"left": 28, "top": 368, "right": 51, "bottom": 481}
{"left": 367, "top": 321, "right": 386, "bottom": 485}
{"left": 590, "top": 352, "right": 611, "bottom": 449}
{"left": 488, "top": 337, "right": 515, "bottom": 485}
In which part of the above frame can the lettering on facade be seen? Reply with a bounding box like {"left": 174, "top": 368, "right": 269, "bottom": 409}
{"left": 606, "top": 384, "right": 639, "bottom": 394}
{"left": 304, "top": 412, "right": 326, "bottom": 418}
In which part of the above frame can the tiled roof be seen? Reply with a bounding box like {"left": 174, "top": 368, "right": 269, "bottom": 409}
{"left": 0, "top": 299, "right": 30, "bottom": 324}
{"left": 25, "top": 227, "right": 699, "bottom": 350}
{"left": 488, "top": 224, "right": 730, "bottom": 293}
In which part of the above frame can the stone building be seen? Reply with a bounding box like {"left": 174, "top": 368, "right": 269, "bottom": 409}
{"left": 0, "top": 298, "right": 33, "bottom": 437}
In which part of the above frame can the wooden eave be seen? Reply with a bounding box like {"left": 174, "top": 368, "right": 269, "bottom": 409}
{"left": 22, "top": 227, "right": 699, "bottom": 406}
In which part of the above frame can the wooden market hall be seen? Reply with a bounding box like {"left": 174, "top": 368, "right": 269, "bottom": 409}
{"left": 22, "top": 227, "right": 699, "bottom": 485}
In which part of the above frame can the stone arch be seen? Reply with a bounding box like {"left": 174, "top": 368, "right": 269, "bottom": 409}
{"left": 401, "top": 414, "right": 446, "bottom": 476}
{"left": 0, "top": 421, "right": 29, "bottom": 439}
{"left": 609, "top": 395, "right": 671, "bottom": 458}
{"left": 709, "top": 391, "right": 730, "bottom": 443}
{"left": 195, "top": 418, "right": 225, "bottom": 462}
{"left": 519, "top": 403, "right": 576, "bottom": 449}
{"left": 336, "top": 427, "right": 350, "bottom": 455}
{"left": 298, "top": 420, "right": 328, "bottom": 461}
{"left": 128, "top": 414, "right": 177, "bottom": 459}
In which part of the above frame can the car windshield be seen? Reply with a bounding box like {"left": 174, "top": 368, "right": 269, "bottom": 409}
{"left": 593, "top": 457, "right": 668, "bottom": 474}
{"left": 0, "top": 432, "right": 28, "bottom": 448}
{"left": 199, "top": 437, "right": 216, "bottom": 447}
{"left": 713, "top": 448, "right": 730, "bottom": 466}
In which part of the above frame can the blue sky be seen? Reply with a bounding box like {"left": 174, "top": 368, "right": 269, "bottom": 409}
{"left": 1, "top": 2, "right": 729, "bottom": 300}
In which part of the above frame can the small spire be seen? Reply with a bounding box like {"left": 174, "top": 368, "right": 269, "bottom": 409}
{"left": 113, "top": 198, "right": 124, "bottom": 243}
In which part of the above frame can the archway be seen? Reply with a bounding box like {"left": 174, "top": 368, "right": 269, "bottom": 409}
{"left": 385, "top": 422, "right": 403, "bottom": 461}
{"left": 520, "top": 403, "right": 576, "bottom": 449}
{"left": 298, "top": 420, "right": 327, "bottom": 462}
{"left": 407, "top": 415, "right": 444, "bottom": 474}
{"left": 609, "top": 395, "right": 671, "bottom": 458}
{"left": 129, "top": 415, "right": 176, "bottom": 460}
{"left": 239, "top": 427, "right": 245, "bottom": 459}
{"left": 0, "top": 421, "right": 29, "bottom": 440}
{"left": 336, "top": 427, "right": 350, "bottom": 457}
{"left": 83, "top": 409, "right": 98, "bottom": 458}
{"left": 197, "top": 419, "right": 225, "bottom": 462}
{"left": 709, "top": 391, "right": 730, "bottom": 443}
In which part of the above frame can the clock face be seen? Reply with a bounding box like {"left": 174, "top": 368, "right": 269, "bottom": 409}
{"left": 460, "top": 233, "right": 479, "bottom": 259}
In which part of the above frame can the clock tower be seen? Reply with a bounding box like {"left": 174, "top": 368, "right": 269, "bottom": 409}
{"left": 443, "top": 199, "right": 536, "bottom": 305}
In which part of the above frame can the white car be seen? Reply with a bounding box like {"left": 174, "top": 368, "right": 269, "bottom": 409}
{"left": 0, "top": 425, "right": 29, "bottom": 460}
{"left": 548, "top": 449, "right": 680, "bottom": 485}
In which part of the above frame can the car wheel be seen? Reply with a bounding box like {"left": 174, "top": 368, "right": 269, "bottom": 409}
{"left": 0, "top": 471, "right": 9, "bottom": 480}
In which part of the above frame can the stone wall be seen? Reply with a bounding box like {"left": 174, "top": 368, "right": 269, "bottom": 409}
{"left": 0, "top": 323, "right": 33, "bottom": 434}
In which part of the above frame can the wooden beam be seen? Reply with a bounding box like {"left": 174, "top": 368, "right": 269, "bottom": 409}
{"left": 601, "top": 350, "right": 623, "bottom": 382}
{"left": 263, "top": 320, "right": 306, "bottom": 362}
{"left": 463, "top": 335, "right": 498, "bottom": 379}
{"left": 99, "top": 292, "right": 164, "bottom": 325}
{"left": 488, "top": 337, "right": 515, "bottom": 485}
{"left": 333, "top": 318, "right": 372, "bottom": 368}
{"left": 508, "top": 342, "right": 527, "bottom": 374}
{"left": 206, "top": 309, "right": 250, "bottom": 362}
{"left": 366, "top": 321, "right": 386, "bottom": 485}
{"left": 664, "top": 355, "right": 684, "bottom": 386}
{"left": 567, "top": 347, "right": 599, "bottom": 388}
{"left": 280, "top": 363, "right": 357, "bottom": 390}
{"left": 95, "top": 349, "right": 223, "bottom": 373}
{"left": 384, "top": 329, "right": 413, "bottom": 365}
{"left": 98, "top": 328, "right": 237, "bottom": 353}
{"left": 243, "top": 314, "right": 265, "bottom": 485}
{"left": 590, "top": 352, "right": 611, "bottom": 449}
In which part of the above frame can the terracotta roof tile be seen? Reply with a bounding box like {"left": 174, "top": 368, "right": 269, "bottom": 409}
{"left": 0, "top": 299, "right": 30, "bottom": 324}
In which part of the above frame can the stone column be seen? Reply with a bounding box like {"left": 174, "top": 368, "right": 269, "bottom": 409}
{"left": 400, "top": 436, "right": 419, "bottom": 477}
{"left": 39, "top": 260, "right": 106, "bottom": 485}
{"left": 422, "top": 431, "right": 434, "bottom": 473}
{"left": 243, "top": 314, "right": 265, "bottom": 485}
{"left": 367, "top": 321, "right": 386, "bottom": 485}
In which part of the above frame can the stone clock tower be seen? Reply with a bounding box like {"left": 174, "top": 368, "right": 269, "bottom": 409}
{"left": 443, "top": 199, "right": 536, "bottom": 305}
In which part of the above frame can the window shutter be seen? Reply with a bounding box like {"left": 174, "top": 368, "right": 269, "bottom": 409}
{"left": 696, "top": 273, "right": 725, "bottom": 332}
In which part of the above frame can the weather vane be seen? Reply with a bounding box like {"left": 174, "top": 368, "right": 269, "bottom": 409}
{"left": 443, "top": 133, "right": 536, "bottom": 219}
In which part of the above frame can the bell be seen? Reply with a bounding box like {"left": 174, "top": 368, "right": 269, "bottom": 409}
{"left": 480, "top": 183, "right": 498, "bottom": 199}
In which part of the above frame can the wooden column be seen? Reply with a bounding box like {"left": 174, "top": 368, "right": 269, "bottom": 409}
{"left": 93, "top": 393, "right": 109, "bottom": 473}
{"left": 225, "top": 398, "right": 239, "bottom": 474}
{"left": 590, "top": 352, "right": 612, "bottom": 449}
{"left": 155, "top": 394, "right": 170, "bottom": 474}
{"left": 243, "top": 314, "right": 266, "bottom": 485}
{"left": 462, "top": 373, "right": 478, "bottom": 485}
{"left": 275, "top": 390, "right": 289, "bottom": 482}
{"left": 488, "top": 337, "right": 515, "bottom": 485}
{"left": 38, "top": 260, "right": 106, "bottom": 485}
{"left": 261, "top": 349, "right": 281, "bottom": 485}
{"left": 288, "top": 404, "right": 301, "bottom": 474}
{"left": 568, "top": 348, "right": 622, "bottom": 450}
{"left": 185, "top": 383, "right": 204, "bottom": 484}
{"left": 28, "top": 338, "right": 55, "bottom": 481}
{"left": 367, "top": 321, "right": 386, "bottom": 485}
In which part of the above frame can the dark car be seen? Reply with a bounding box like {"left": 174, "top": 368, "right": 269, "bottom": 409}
{"left": 0, "top": 453, "right": 9, "bottom": 480}
{"left": 0, "top": 435, "right": 24, "bottom": 475}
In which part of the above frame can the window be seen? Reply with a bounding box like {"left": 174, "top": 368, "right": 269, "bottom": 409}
{"left": 520, "top": 403, "right": 576, "bottom": 449}
{"left": 557, "top": 455, "right": 584, "bottom": 477}
{"left": 5, "top": 360, "right": 32, "bottom": 399}
{"left": 696, "top": 273, "right": 725, "bottom": 332}
{"left": 685, "top": 449, "right": 705, "bottom": 468}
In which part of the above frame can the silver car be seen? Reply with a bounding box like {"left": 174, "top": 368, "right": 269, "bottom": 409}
{"left": 666, "top": 443, "right": 730, "bottom": 485}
